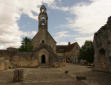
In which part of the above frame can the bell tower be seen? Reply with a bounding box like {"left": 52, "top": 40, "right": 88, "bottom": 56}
{"left": 38, "top": 5, "right": 48, "bottom": 31}
{"left": 32, "top": 5, "right": 56, "bottom": 52}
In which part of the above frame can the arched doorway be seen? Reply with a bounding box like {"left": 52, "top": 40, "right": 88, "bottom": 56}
{"left": 41, "top": 55, "right": 46, "bottom": 64}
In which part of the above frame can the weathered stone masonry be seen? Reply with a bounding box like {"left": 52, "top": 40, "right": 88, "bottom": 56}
{"left": 93, "top": 16, "right": 111, "bottom": 72}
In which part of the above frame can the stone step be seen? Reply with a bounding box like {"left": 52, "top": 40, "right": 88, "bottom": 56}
{"left": 39, "top": 65, "right": 50, "bottom": 68}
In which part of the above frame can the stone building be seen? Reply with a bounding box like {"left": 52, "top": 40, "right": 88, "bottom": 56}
{"left": 56, "top": 42, "right": 80, "bottom": 64}
{"left": 93, "top": 16, "right": 111, "bottom": 72}
{"left": 31, "top": 5, "right": 57, "bottom": 66}
{"left": 0, "top": 5, "right": 80, "bottom": 70}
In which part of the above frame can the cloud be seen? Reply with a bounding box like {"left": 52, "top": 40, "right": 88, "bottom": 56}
{"left": 57, "top": 42, "right": 68, "bottom": 45}
{"left": 70, "top": 0, "right": 111, "bottom": 34}
{"left": 46, "top": 0, "right": 69, "bottom": 11}
{"left": 63, "top": 0, "right": 111, "bottom": 46}
{"left": 0, "top": 0, "right": 56, "bottom": 49}
{"left": 1, "top": 0, "right": 110, "bottom": 49}
{"left": 54, "top": 31, "right": 73, "bottom": 41}
{"left": 75, "top": 36, "right": 93, "bottom": 46}
{"left": 54, "top": 31, "right": 76, "bottom": 45}
{"left": 0, "top": 0, "right": 22, "bottom": 49}
{"left": 49, "top": 5, "right": 69, "bottom": 11}
{"left": 21, "top": 31, "right": 37, "bottom": 38}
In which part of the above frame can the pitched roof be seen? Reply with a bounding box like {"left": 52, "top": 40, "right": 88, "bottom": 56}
{"left": 56, "top": 42, "right": 78, "bottom": 53}
{"left": 32, "top": 30, "right": 56, "bottom": 44}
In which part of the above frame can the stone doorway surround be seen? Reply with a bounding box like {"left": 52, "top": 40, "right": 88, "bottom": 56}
{"left": 37, "top": 48, "right": 49, "bottom": 66}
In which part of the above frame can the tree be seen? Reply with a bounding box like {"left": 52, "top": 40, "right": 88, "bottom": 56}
{"left": 79, "top": 40, "right": 94, "bottom": 63}
{"left": 19, "top": 37, "right": 33, "bottom": 52}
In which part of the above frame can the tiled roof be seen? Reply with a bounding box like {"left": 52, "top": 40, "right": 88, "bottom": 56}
{"left": 56, "top": 42, "right": 77, "bottom": 53}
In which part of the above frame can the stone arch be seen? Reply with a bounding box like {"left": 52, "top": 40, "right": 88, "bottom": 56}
{"left": 37, "top": 48, "right": 49, "bottom": 65}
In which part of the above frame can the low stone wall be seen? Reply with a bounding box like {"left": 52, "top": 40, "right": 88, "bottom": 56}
{"left": 0, "top": 57, "right": 11, "bottom": 70}
{"left": 0, "top": 51, "right": 39, "bottom": 70}
{"left": 11, "top": 52, "right": 39, "bottom": 68}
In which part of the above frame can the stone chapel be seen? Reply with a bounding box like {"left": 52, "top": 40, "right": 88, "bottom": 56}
{"left": 32, "top": 5, "right": 58, "bottom": 66}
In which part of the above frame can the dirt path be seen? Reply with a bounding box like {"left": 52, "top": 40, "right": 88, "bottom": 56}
{"left": 0, "top": 64, "right": 110, "bottom": 85}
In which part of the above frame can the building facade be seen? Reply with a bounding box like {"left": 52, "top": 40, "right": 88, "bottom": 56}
{"left": 32, "top": 5, "right": 57, "bottom": 66}
{"left": 56, "top": 42, "right": 80, "bottom": 64}
{"left": 93, "top": 16, "right": 111, "bottom": 72}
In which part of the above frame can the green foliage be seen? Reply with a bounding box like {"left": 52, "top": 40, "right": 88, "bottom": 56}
{"left": 19, "top": 37, "right": 33, "bottom": 52}
{"left": 79, "top": 40, "right": 94, "bottom": 63}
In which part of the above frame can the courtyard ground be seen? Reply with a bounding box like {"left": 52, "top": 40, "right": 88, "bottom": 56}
{"left": 0, "top": 64, "right": 111, "bottom": 85}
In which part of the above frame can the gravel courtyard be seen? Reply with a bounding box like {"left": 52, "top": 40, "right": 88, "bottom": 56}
{"left": 0, "top": 64, "right": 111, "bottom": 85}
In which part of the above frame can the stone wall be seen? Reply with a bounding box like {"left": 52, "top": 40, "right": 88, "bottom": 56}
{"left": 0, "top": 57, "right": 11, "bottom": 70}
{"left": 0, "top": 50, "right": 11, "bottom": 70}
{"left": 93, "top": 16, "right": 111, "bottom": 72}
{"left": 11, "top": 52, "right": 38, "bottom": 68}
{"left": 0, "top": 45, "right": 58, "bottom": 70}
{"left": 0, "top": 49, "right": 39, "bottom": 70}
{"left": 0, "top": 44, "right": 80, "bottom": 70}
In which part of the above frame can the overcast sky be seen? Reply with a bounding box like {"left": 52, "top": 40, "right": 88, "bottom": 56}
{"left": 0, "top": 0, "right": 111, "bottom": 49}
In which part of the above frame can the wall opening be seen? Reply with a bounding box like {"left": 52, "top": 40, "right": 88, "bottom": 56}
{"left": 66, "top": 57, "right": 71, "bottom": 63}
{"left": 41, "top": 55, "right": 46, "bottom": 64}
{"left": 99, "top": 48, "right": 107, "bottom": 70}
{"left": 99, "top": 48, "right": 106, "bottom": 55}
{"left": 42, "top": 40, "right": 45, "bottom": 44}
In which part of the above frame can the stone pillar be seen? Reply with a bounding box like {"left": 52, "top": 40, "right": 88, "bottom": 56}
{"left": 13, "top": 69, "right": 23, "bottom": 82}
